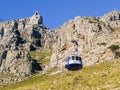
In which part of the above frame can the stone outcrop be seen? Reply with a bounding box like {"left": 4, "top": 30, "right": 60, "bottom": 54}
{"left": 0, "top": 11, "right": 54, "bottom": 78}
{"left": 0, "top": 50, "right": 32, "bottom": 76}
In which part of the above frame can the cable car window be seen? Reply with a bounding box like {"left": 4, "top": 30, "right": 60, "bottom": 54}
{"left": 78, "top": 57, "right": 81, "bottom": 61}
{"left": 66, "top": 56, "right": 70, "bottom": 63}
{"left": 72, "top": 56, "right": 75, "bottom": 60}
{"left": 67, "top": 57, "right": 70, "bottom": 61}
{"left": 76, "top": 56, "right": 79, "bottom": 60}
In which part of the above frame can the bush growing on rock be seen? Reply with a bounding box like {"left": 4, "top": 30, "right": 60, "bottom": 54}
{"left": 108, "top": 45, "right": 119, "bottom": 51}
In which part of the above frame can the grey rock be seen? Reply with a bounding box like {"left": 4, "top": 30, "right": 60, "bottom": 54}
{"left": 0, "top": 12, "right": 47, "bottom": 79}
{"left": 44, "top": 10, "right": 120, "bottom": 71}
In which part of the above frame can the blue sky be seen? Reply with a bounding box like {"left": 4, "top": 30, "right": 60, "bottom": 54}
{"left": 0, "top": 0, "right": 120, "bottom": 29}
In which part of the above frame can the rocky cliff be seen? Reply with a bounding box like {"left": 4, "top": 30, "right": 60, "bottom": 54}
{"left": 45, "top": 10, "right": 120, "bottom": 71}
{"left": 0, "top": 11, "right": 57, "bottom": 81}
{"left": 0, "top": 10, "right": 120, "bottom": 82}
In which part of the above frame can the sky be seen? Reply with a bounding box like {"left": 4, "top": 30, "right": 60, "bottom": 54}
{"left": 0, "top": 0, "right": 120, "bottom": 29}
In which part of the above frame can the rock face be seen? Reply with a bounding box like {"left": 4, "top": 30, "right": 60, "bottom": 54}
{"left": 45, "top": 10, "right": 120, "bottom": 70}
{"left": 0, "top": 10, "right": 120, "bottom": 77}
{"left": 0, "top": 11, "right": 55, "bottom": 77}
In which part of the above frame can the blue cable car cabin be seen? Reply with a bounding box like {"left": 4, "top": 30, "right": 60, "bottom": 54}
{"left": 65, "top": 54, "right": 83, "bottom": 70}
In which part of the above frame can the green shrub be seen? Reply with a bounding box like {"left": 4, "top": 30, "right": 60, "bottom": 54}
{"left": 115, "top": 52, "right": 120, "bottom": 58}
{"left": 97, "top": 42, "right": 107, "bottom": 46}
{"left": 108, "top": 45, "right": 120, "bottom": 51}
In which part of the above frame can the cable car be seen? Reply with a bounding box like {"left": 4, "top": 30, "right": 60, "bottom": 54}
{"left": 65, "top": 54, "right": 83, "bottom": 70}
{"left": 65, "top": 29, "right": 83, "bottom": 70}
